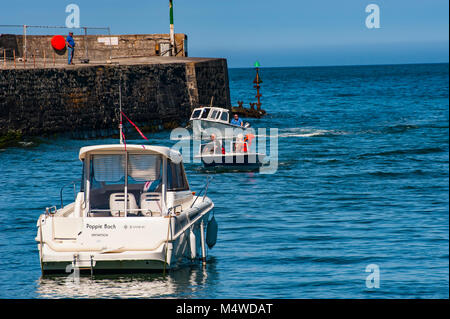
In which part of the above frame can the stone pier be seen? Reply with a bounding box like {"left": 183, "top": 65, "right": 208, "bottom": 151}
{"left": 0, "top": 56, "right": 231, "bottom": 145}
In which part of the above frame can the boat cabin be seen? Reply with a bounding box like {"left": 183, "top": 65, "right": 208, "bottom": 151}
{"left": 190, "top": 107, "right": 230, "bottom": 124}
{"left": 77, "top": 145, "right": 193, "bottom": 218}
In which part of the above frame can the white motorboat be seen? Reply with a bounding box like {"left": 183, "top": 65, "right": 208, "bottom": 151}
{"left": 190, "top": 106, "right": 251, "bottom": 139}
{"left": 35, "top": 144, "right": 217, "bottom": 274}
{"left": 194, "top": 134, "right": 266, "bottom": 170}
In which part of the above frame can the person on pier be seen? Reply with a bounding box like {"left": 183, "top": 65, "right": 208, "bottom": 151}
{"left": 66, "top": 32, "right": 75, "bottom": 65}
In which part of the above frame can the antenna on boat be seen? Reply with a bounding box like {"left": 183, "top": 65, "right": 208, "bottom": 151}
{"left": 119, "top": 77, "right": 123, "bottom": 144}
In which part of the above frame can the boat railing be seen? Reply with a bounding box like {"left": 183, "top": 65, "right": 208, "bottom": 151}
{"left": 168, "top": 204, "right": 183, "bottom": 215}
{"left": 60, "top": 180, "right": 80, "bottom": 208}
{"left": 200, "top": 141, "right": 250, "bottom": 154}
{"left": 89, "top": 208, "right": 164, "bottom": 217}
{"left": 190, "top": 176, "right": 213, "bottom": 208}
{"left": 45, "top": 206, "right": 57, "bottom": 215}
{"left": 200, "top": 142, "right": 223, "bottom": 155}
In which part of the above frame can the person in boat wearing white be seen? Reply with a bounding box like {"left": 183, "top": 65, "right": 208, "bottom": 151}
{"left": 203, "top": 134, "right": 223, "bottom": 154}
{"left": 235, "top": 134, "right": 245, "bottom": 153}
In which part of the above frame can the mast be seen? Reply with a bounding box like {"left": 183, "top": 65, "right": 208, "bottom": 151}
{"left": 119, "top": 78, "right": 127, "bottom": 216}
{"left": 169, "top": 0, "right": 175, "bottom": 56}
{"left": 119, "top": 80, "right": 123, "bottom": 144}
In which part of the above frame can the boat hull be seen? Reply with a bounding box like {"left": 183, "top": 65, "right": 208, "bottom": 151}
{"left": 196, "top": 153, "right": 265, "bottom": 170}
{"left": 41, "top": 256, "right": 167, "bottom": 274}
{"left": 192, "top": 119, "right": 248, "bottom": 139}
{"left": 37, "top": 199, "right": 213, "bottom": 274}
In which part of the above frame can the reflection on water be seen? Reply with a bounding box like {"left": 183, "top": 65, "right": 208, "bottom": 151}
{"left": 36, "top": 260, "right": 217, "bottom": 299}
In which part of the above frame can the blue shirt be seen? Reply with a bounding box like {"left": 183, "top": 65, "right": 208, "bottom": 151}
{"left": 66, "top": 35, "right": 75, "bottom": 48}
{"left": 230, "top": 118, "right": 243, "bottom": 126}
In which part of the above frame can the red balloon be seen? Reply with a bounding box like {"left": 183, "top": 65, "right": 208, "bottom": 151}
{"left": 51, "top": 35, "right": 66, "bottom": 51}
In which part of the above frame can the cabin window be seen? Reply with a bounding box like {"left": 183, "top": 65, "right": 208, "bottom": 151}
{"left": 90, "top": 154, "right": 161, "bottom": 184}
{"left": 80, "top": 159, "right": 85, "bottom": 192}
{"left": 128, "top": 155, "right": 161, "bottom": 181}
{"left": 167, "top": 160, "right": 189, "bottom": 191}
{"left": 191, "top": 109, "right": 201, "bottom": 119}
{"left": 220, "top": 112, "right": 228, "bottom": 122}
{"left": 127, "top": 154, "right": 162, "bottom": 192}
{"left": 92, "top": 154, "right": 125, "bottom": 182}
{"left": 216, "top": 111, "right": 221, "bottom": 119}
{"left": 89, "top": 155, "right": 126, "bottom": 211}
{"left": 201, "top": 108, "right": 210, "bottom": 119}
{"left": 210, "top": 110, "right": 218, "bottom": 119}
{"left": 89, "top": 154, "right": 163, "bottom": 212}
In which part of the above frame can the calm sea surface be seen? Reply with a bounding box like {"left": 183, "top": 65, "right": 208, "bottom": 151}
{"left": 0, "top": 63, "right": 448, "bottom": 298}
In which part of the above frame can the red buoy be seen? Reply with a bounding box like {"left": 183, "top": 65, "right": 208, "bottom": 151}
{"left": 51, "top": 35, "right": 66, "bottom": 51}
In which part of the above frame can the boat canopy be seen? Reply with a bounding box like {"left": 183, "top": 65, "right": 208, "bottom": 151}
{"left": 79, "top": 144, "right": 182, "bottom": 163}
{"left": 190, "top": 107, "right": 229, "bottom": 123}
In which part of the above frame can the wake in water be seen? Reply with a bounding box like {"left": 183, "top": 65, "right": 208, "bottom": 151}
{"left": 278, "top": 128, "right": 350, "bottom": 138}
{"left": 167, "top": 127, "right": 348, "bottom": 140}
{"left": 278, "top": 122, "right": 428, "bottom": 138}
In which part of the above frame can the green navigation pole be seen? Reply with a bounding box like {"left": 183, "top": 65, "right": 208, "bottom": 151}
{"left": 169, "top": 0, "right": 175, "bottom": 56}
{"left": 253, "top": 61, "right": 263, "bottom": 111}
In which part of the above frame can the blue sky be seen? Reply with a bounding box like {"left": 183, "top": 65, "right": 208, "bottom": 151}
{"left": 1, "top": 0, "right": 448, "bottom": 67}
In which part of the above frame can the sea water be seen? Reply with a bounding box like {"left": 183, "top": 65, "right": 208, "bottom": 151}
{"left": 0, "top": 63, "right": 448, "bottom": 298}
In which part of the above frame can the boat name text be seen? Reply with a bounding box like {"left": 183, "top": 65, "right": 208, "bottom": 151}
{"left": 86, "top": 223, "right": 117, "bottom": 230}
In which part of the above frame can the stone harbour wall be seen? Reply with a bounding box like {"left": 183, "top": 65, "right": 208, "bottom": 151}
{"left": 0, "top": 57, "right": 231, "bottom": 142}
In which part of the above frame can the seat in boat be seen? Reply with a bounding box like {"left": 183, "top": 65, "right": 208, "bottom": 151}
{"left": 109, "top": 193, "right": 138, "bottom": 217}
{"left": 140, "top": 192, "right": 162, "bottom": 216}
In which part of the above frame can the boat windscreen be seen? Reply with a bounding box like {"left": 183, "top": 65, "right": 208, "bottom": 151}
{"left": 220, "top": 111, "right": 228, "bottom": 122}
{"left": 191, "top": 109, "right": 202, "bottom": 119}
{"left": 89, "top": 154, "right": 163, "bottom": 211}
{"left": 91, "top": 154, "right": 161, "bottom": 182}
{"left": 128, "top": 155, "right": 161, "bottom": 181}
{"left": 167, "top": 160, "right": 189, "bottom": 191}
{"left": 92, "top": 154, "right": 125, "bottom": 182}
{"left": 201, "top": 108, "right": 211, "bottom": 118}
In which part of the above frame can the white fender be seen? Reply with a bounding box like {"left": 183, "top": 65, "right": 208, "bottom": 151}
{"left": 189, "top": 230, "right": 196, "bottom": 259}
{"left": 206, "top": 215, "right": 218, "bottom": 249}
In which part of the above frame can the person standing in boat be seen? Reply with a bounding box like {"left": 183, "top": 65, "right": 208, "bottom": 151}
{"left": 235, "top": 134, "right": 245, "bottom": 153}
{"left": 66, "top": 32, "right": 75, "bottom": 65}
{"left": 204, "top": 134, "right": 223, "bottom": 154}
{"left": 230, "top": 114, "right": 244, "bottom": 127}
